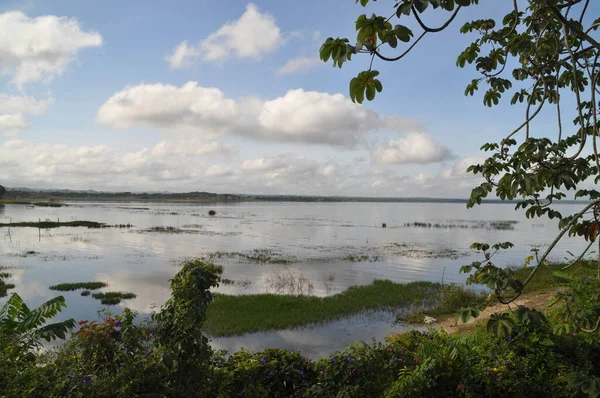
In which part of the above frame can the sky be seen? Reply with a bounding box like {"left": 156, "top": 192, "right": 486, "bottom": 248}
{"left": 0, "top": 0, "right": 591, "bottom": 197}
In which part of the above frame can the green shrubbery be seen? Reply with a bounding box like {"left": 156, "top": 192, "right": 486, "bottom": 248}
{"left": 1, "top": 260, "right": 600, "bottom": 397}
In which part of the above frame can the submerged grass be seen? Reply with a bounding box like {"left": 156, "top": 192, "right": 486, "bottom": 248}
{"left": 49, "top": 282, "right": 108, "bottom": 291}
{"left": 204, "top": 279, "right": 439, "bottom": 337}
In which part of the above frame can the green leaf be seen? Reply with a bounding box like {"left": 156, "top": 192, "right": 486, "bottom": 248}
{"left": 414, "top": 0, "right": 429, "bottom": 13}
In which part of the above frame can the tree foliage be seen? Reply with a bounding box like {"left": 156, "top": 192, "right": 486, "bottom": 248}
{"left": 320, "top": 0, "right": 600, "bottom": 332}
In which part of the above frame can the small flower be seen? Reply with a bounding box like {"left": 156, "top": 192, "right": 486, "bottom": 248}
{"left": 344, "top": 357, "right": 350, "bottom": 364}
{"left": 145, "top": 348, "right": 152, "bottom": 355}
{"left": 389, "top": 359, "right": 394, "bottom": 365}
{"left": 261, "top": 356, "right": 267, "bottom": 364}
{"left": 268, "top": 371, "right": 274, "bottom": 377}
{"left": 148, "top": 332, "right": 154, "bottom": 339}
{"left": 67, "top": 372, "right": 73, "bottom": 378}
{"left": 81, "top": 377, "right": 90, "bottom": 385}
{"left": 458, "top": 383, "right": 465, "bottom": 389}
{"left": 319, "top": 370, "right": 325, "bottom": 376}
{"left": 290, "top": 350, "right": 295, "bottom": 354}
{"left": 299, "top": 369, "right": 305, "bottom": 376}
{"left": 330, "top": 357, "right": 336, "bottom": 363}
{"left": 504, "top": 360, "right": 511, "bottom": 365}
{"left": 572, "top": 332, "right": 578, "bottom": 336}
{"left": 399, "top": 358, "right": 405, "bottom": 362}
{"left": 114, "top": 321, "right": 122, "bottom": 328}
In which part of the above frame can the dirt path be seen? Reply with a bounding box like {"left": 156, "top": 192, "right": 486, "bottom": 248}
{"left": 437, "top": 287, "right": 567, "bottom": 334}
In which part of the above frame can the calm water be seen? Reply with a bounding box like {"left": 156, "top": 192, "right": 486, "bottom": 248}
{"left": 0, "top": 201, "right": 588, "bottom": 357}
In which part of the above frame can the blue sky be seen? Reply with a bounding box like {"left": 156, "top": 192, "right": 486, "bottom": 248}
{"left": 0, "top": 0, "right": 586, "bottom": 197}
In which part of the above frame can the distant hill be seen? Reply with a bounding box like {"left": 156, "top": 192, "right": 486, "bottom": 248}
{"left": 0, "top": 187, "right": 585, "bottom": 205}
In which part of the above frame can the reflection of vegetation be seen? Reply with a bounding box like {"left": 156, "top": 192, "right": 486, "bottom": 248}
{"left": 0, "top": 269, "right": 15, "bottom": 298}
{"left": 205, "top": 279, "right": 439, "bottom": 336}
{"left": 91, "top": 292, "right": 137, "bottom": 305}
{"left": 49, "top": 282, "right": 108, "bottom": 292}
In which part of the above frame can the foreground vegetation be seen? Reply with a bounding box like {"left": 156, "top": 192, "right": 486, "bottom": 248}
{"left": 1, "top": 259, "right": 600, "bottom": 397}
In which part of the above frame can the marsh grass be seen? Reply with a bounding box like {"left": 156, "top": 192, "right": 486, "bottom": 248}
{"left": 205, "top": 279, "right": 440, "bottom": 336}
{"left": 265, "top": 268, "right": 314, "bottom": 295}
{"left": 81, "top": 290, "right": 91, "bottom": 296}
{"left": 49, "top": 282, "right": 108, "bottom": 291}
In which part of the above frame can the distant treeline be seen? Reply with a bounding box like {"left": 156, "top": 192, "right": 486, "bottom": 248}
{"left": 0, "top": 188, "right": 585, "bottom": 204}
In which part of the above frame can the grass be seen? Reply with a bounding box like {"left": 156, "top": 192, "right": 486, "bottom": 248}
{"left": 0, "top": 220, "right": 106, "bottom": 229}
{"left": 81, "top": 290, "right": 91, "bottom": 296}
{"left": 204, "top": 279, "right": 440, "bottom": 337}
{"left": 512, "top": 259, "right": 598, "bottom": 293}
{"left": 49, "top": 282, "right": 108, "bottom": 291}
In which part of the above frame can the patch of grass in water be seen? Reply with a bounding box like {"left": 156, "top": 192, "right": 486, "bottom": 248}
{"left": 144, "top": 226, "right": 197, "bottom": 234}
{"left": 202, "top": 249, "right": 295, "bottom": 265}
{"left": 221, "top": 278, "right": 235, "bottom": 285}
{"left": 0, "top": 220, "right": 106, "bottom": 229}
{"left": 92, "top": 291, "right": 137, "bottom": 305}
{"left": 49, "top": 282, "right": 108, "bottom": 291}
{"left": 205, "top": 279, "right": 440, "bottom": 336}
{"left": 81, "top": 290, "right": 91, "bottom": 296}
{"left": 404, "top": 220, "right": 518, "bottom": 231}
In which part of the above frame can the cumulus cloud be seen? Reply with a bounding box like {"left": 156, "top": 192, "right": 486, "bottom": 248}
{"left": 277, "top": 56, "right": 321, "bottom": 75}
{"left": 98, "top": 82, "right": 421, "bottom": 147}
{"left": 166, "top": 3, "right": 282, "bottom": 69}
{"left": 0, "top": 114, "right": 28, "bottom": 136}
{"left": 0, "top": 11, "right": 102, "bottom": 88}
{"left": 371, "top": 133, "right": 453, "bottom": 165}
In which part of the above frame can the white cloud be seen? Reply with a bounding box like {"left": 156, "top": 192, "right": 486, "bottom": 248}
{"left": 440, "top": 156, "right": 485, "bottom": 179}
{"left": 98, "top": 82, "right": 421, "bottom": 147}
{"left": 0, "top": 93, "right": 54, "bottom": 115}
{"left": 0, "top": 114, "right": 28, "bottom": 136}
{"left": 166, "top": 3, "right": 282, "bottom": 68}
{"left": 151, "top": 139, "right": 234, "bottom": 157}
{"left": 371, "top": 133, "right": 453, "bottom": 164}
{"left": 0, "top": 11, "right": 102, "bottom": 88}
{"left": 0, "top": 138, "right": 482, "bottom": 198}
{"left": 0, "top": 93, "right": 54, "bottom": 135}
{"left": 277, "top": 56, "right": 321, "bottom": 75}
{"left": 165, "top": 41, "right": 199, "bottom": 69}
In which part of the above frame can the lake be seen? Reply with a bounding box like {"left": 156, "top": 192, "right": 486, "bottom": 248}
{"left": 0, "top": 201, "right": 588, "bottom": 357}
